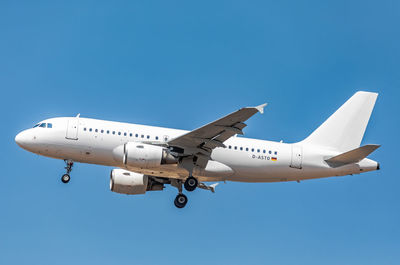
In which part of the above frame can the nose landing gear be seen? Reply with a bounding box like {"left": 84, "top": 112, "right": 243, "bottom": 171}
{"left": 61, "top": 174, "right": 70, "bottom": 183}
{"left": 61, "top": 159, "right": 73, "bottom": 184}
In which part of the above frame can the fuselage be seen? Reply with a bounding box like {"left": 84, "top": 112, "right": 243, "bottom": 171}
{"left": 15, "top": 116, "right": 379, "bottom": 182}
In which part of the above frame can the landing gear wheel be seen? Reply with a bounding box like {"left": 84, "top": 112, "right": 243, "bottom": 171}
{"left": 61, "top": 174, "right": 70, "bottom": 183}
{"left": 184, "top": 176, "right": 198, "bottom": 192}
{"left": 174, "top": 194, "right": 188, "bottom": 208}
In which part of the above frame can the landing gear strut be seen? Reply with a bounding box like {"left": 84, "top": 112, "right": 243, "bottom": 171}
{"left": 184, "top": 176, "right": 198, "bottom": 192}
{"left": 61, "top": 159, "right": 73, "bottom": 184}
{"left": 171, "top": 179, "right": 188, "bottom": 209}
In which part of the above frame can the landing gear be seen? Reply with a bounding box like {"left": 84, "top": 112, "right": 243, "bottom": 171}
{"left": 174, "top": 194, "right": 188, "bottom": 208}
{"left": 61, "top": 174, "right": 70, "bottom": 183}
{"left": 170, "top": 177, "right": 216, "bottom": 209}
{"left": 62, "top": 159, "right": 73, "bottom": 184}
{"left": 184, "top": 176, "right": 198, "bottom": 192}
{"left": 171, "top": 179, "right": 188, "bottom": 209}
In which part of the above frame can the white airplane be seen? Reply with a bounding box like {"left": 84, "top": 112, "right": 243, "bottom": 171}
{"left": 15, "top": 91, "right": 380, "bottom": 208}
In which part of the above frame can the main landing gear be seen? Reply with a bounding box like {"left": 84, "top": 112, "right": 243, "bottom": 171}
{"left": 61, "top": 159, "right": 73, "bottom": 184}
{"left": 171, "top": 179, "right": 189, "bottom": 208}
{"left": 171, "top": 176, "right": 202, "bottom": 208}
{"left": 174, "top": 194, "right": 188, "bottom": 209}
{"left": 184, "top": 176, "right": 198, "bottom": 192}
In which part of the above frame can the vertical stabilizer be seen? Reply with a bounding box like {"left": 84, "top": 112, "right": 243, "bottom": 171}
{"left": 302, "top": 91, "right": 378, "bottom": 152}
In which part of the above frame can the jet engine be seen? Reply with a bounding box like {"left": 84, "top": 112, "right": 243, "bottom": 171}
{"left": 113, "top": 142, "right": 178, "bottom": 169}
{"left": 110, "top": 168, "right": 164, "bottom": 195}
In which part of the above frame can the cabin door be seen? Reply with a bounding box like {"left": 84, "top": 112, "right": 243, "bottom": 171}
{"left": 66, "top": 118, "right": 79, "bottom": 140}
{"left": 290, "top": 145, "right": 303, "bottom": 169}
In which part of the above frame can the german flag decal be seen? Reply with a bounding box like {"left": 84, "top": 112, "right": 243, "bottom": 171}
{"left": 271, "top": 157, "right": 277, "bottom": 161}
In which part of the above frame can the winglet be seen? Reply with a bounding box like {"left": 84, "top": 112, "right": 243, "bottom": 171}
{"left": 254, "top": 103, "right": 267, "bottom": 114}
{"left": 209, "top": 183, "right": 219, "bottom": 193}
{"left": 197, "top": 182, "right": 219, "bottom": 193}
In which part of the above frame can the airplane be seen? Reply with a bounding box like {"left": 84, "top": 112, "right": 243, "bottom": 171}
{"left": 15, "top": 91, "right": 380, "bottom": 208}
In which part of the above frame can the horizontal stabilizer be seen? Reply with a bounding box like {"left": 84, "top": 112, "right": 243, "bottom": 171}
{"left": 325, "top": 144, "right": 380, "bottom": 167}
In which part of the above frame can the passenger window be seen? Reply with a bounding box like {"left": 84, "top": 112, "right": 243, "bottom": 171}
{"left": 112, "top": 131, "right": 115, "bottom": 135}
{"left": 156, "top": 136, "right": 159, "bottom": 140}
{"left": 95, "top": 129, "right": 98, "bottom": 133}
{"left": 251, "top": 148, "right": 254, "bottom": 152}
{"left": 141, "top": 135, "right": 144, "bottom": 138}
{"left": 234, "top": 146, "right": 237, "bottom": 150}
{"left": 107, "top": 130, "right": 110, "bottom": 134}
{"left": 89, "top": 128, "right": 92, "bottom": 132}
{"left": 84, "top": 128, "right": 87, "bottom": 131}
{"left": 257, "top": 149, "right": 260, "bottom": 153}
{"left": 229, "top": 145, "right": 232, "bottom": 149}
{"left": 246, "top": 148, "right": 249, "bottom": 151}
{"left": 124, "top": 132, "right": 127, "bottom": 136}
{"left": 47, "top": 123, "right": 52, "bottom": 128}
{"left": 269, "top": 150, "right": 272, "bottom": 154}
{"left": 118, "top": 132, "right": 121, "bottom": 135}
{"left": 129, "top": 133, "right": 132, "bottom": 137}
{"left": 135, "top": 134, "right": 138, "bottom": 137}
{"left": 240, "top": 147, "right": 243, "bottom": 151}
{"left": 274, "top": 151, "right": 278, "bottom": 155}
{"left": 101, "top": 130, "right": 104, "bottom": 133}
{"left": 263, "top": 150, "right": 266, "bottom": 154}
{"left": 147, "top": 135, "right": 150, "bottom": 139}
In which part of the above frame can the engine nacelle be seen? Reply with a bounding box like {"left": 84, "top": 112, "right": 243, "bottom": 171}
{"left": 113, "top": 142, "right": 177, "bottom": 169}
{"left": 110, "top": 169, "right": 148, "bottom": 195}
{"left": 110, "top": 169, "right": 165, "bottom": 195}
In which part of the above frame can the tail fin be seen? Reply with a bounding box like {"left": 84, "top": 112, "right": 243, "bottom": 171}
{"left": 302, "top": 91, "right": 378, "bottom": 152}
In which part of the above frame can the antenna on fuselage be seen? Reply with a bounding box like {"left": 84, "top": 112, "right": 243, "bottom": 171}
{"left": 76, "top": 113, "right": 80, "bottom": 118}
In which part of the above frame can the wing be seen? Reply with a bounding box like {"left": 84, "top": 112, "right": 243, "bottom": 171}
{"left": 168, "top": 103, "right": 267, "bottom": 156}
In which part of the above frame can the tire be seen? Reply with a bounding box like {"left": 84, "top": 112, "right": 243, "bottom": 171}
{"left": 61, "top": 174, "right": 70, "bottom": 183}
{"left": 184, "top": 177, "right": 198, "bottom": 192}
{"left": 174, "top": 194, "right": 188, "bottom": 208}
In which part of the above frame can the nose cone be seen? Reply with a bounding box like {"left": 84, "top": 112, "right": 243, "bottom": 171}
{"left": 15, "top": 130, "right": 30, "bottom": 149}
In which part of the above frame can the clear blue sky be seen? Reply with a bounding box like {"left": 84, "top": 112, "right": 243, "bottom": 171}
{"left": 1, "top": 1, "right": 399, "bottom": 264}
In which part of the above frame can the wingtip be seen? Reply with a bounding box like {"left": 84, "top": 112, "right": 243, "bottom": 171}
{"left": 366, "top": 144, "right": 381, "bottom": 150}
{"left": 210, "top": 183, "right": 219, "bottom": 193}
{"left": 255, "top": 103, "right": 267, "bottom": 114}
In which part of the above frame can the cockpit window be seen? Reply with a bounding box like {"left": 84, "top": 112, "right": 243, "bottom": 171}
{"left": 34, "top": 123, "right": 53, "bottom": 128}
